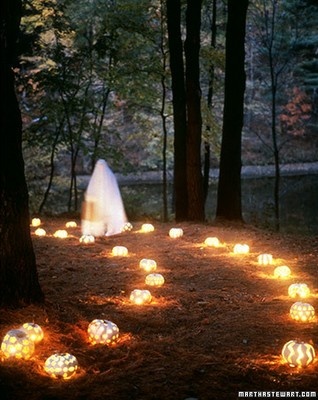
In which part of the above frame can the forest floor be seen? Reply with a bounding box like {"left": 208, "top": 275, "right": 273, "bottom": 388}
{"left": 1, "top": 218, "right": 318, "bottom": 400}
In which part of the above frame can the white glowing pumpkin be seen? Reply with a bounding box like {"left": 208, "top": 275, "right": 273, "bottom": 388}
{"left": 233, "top": 244, "right": 249, "bottom": 254}
{"left": 204, "top": 237, "right": 220, "bottom": 247}
{"left": 31, "top": 218, "right": 41, "bottom": 227}
{"left": 44, "top": 352, "right": 78, "bottom": 379}
{"left": 53, "top": 230, "right": 68, "bottom": 239}
{"left": 169, "top": 228, "right": 183, "bottom": 238}
{"left": 130, "top": 289, "right": 152, "bottom": 305}
{"left": 290, "top": 302, "right": 315, "bottom": 322}
{"left": 35, "top": 228, "right": 46, "bottom": 237}
{"left": 141, "top": 223, "right": 155, "bottom": 233}
{"left": 112, "top": 246, "right": 128, "bottom": 256}
{"left": 145, "top": 273, "right": 165, "bottom": 287}
{"left": 288, "top": 283, "right": 310, "bottom": 299}
{"left": 274, "top": 265, "right": 291, "bottom": 278}
{"left": 87, "top": 319, "right": 119, "bottom": 345}
{"left": 20, "top": 322, "right": 44, "bottom": 343}
{"left": 65, "top": 221, "right": 77, "bottom": 228}
{"left": 139, "top": 258, "right": 157, "bottom": 272}
{"left": 79, "top": 234, "right": 95, "bottom": 244}
{"left": 282, "top": 340, "right": 315, "bottom": 367}
{"left": 257, "top": 253, "right": 273, "bottom": 265}
{"left": 1, "top": 329, "right": 35, "bottom": 359}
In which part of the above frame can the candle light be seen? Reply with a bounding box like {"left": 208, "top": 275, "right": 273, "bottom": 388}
{"left": 35, "top": 228, "right": 46, "bottom": 237}
{"left": 130, "top": 289, "right": 152, "bottom": 305}
{"left": 31, "top": 218, "right": 41, "bottom": 227}
{"left": 282, "top": 340, "right": 315, "bottom": 367}
{"left": 53, "top": 230, "right": 68, "bottom": 239}
{"left": 274, "top": 265, "right": 291, "bottom": 278}
{"left": 204, "top": 237, "right": 220, "bottom": 247}
{"left": 288, "top": 283, "right": 310, "bottom": 299}
{"left": 1, "top": 329, "right": 35, "bottom": 359}
{"left": 66, "top": 221, "right": 77, "bottom": 228}
{"left": 79, "top": 234, "right": 95, "bottom": 244}
{"left": 141, "top": 223, "right": 155, "bottom": 233}
{"left": 290, "top": 302, "right": 315, "bottom": 322}
{"left": 20, "top": 322, "right": 44, "bottom": 343}
{"left": 44, "top": 352, "right": 78, "bottom": 379}
{"left": 257, "top": 253, "right": 273, "bottom": 265}
{"left": 112, "top": 246, "right": 128, "bottom": 256}
{"left": 139, "top": 258, "right": 157, "bottom": 272}
{"left": 169, "top": 228, "right": 183, "bottom": 238}
{"left": 233, "top": 244, "right": 249, "bottom": 254}
{"left": 87, "top": 319, "right": 119, "bottom": 345}
{"left": 145, "top": 273, "right": 165, "bottom": 287}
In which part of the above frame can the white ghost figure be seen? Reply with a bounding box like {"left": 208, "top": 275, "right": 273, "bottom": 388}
{"left": 81, "top": 159, "right": 130, "bottom": 237}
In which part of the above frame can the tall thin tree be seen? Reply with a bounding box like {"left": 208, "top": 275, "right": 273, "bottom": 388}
{"left": 185, "top": 0, "right": 204, "bottom": 221}
{"left": 216, "top": 0, "right": 249, "bottom": 221}
{"left": 166, "top": 0, "right": 188, "bottom": 221}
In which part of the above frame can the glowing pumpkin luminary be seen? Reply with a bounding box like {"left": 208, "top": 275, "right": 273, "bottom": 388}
{"left": 121, "top": 222, "right": 133, "bottom": 232}
{"left": 53, "top": 230, "right": 68, "bottom": 239}
{"left": 145, "top": 273, "right": 165, "bottom": 287}
{"left": 141, "top": 223, "right": 155, "bottom": 233}
{"left": 257, "top": 253, "right": 273, "bottom": 265}
{"left": 79, "top": 234, "right": 95, "bottom": 244}
{"left": 112, "top": 246, "right": 128, "bottom": 256}
{"left": 44, "top": 352, "right": 78, "bottom": 380}
{"left": 288, "top": 283, "right": 310, "bottom": 299}
{"left": 65, "top": 221, "right": 77, "bottom": 228}
{"left": 204, "top": 237, "right": 220, "bottom": 247}
{"left": 290, "top": 302, "right": 315, "bottom": 322}
{"left": 31, "top": 218, "right": 41, "bottom": 227}
{"left": 87, "top": 319, "right": 119, "bottom": 345}
{"left": 233, "top": 244, "right": 250, "bottom": 254}
{"left": 20, "top": 322, "right": 44, "bottom": 343}
{"left": 169, "top": 228, "right": 183, "bottom": 238}
{"left": 1, "top": 329, "right": 35, "bottom": 359}
{"left": 274, "top": 265, "right": 291, "bottom": 279}
{"left": 282, "top": 340, "right": 315, "bottom": 367}
{"left": 139, "top": 258, "right": 157, "bottom": 272}
{"left": 130, "top": 289, "right": 152, "bottom": 305}
{"left": 35, "top": 228, "right": 46, "bottom": 237}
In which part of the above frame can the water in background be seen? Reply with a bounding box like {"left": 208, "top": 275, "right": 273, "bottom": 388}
{"left": 121, "top": 174, "right": 318, "bottom": 235}
{"left": 241, "top": 175, "right": 318, "bottom": 234}
{"left": 30, "top": 174, "right": 318, "bottom": 235}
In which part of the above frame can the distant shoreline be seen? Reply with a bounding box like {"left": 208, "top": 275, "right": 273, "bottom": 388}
{"left": 77, "top": 161, "right": 318, "bottom": 188}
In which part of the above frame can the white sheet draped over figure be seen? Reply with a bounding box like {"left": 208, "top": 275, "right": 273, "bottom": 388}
{"left": 81, "top": 159, "right": 131, "bottom": 237}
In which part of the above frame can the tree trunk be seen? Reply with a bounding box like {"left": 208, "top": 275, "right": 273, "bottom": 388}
{"left": 184, "top": 0, "right": 204, "bottom": 221}
{"left": 0, "top": 0, "right": 44, "bottom": 307}
{"left": 166, "top": 0, "right": 188, "bottom": 221}
{"left": 216, "top": 0, "right": 248, "bottom": 221}
{"left": 204, "top": 0, "right": 217, "bottom": 203}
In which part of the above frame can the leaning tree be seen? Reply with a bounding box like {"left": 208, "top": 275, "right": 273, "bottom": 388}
{"left": 0, "top": 0, "right": 44, "bottom": 307}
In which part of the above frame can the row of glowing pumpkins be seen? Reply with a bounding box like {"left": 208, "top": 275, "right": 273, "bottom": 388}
{"left": 280, "top": 272, "right": 315, "bottom": 367}
{"left": 204, "top": 237, "right": 316, "bottom": 368}
{"left": 0, "top": 224, "right": 168, "bottom": 379}
{"left": 249, "top": 248, "right": 316, "bottom": 368}
{"left": 31, "top": 218, "right": 184, "bottom": 242}
{"left": 122, "top": 231, "right": 166, "bottom": 303}
{"left": 105, "top": 227, "right": 318, "bottom": 368}
{"left": 31, "top": 219, "right": 317, "bottom": 370}
{"left": 0, "top": 319, "right": 123, "bottom": 380}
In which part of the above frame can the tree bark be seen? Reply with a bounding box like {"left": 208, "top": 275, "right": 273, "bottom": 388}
{"left": 166, "top": 0, "right": 188, "bottom": 221}
{"left": 216, "top": 0, "right": 249, "bottom": 221}
{"left": 185, "top": 0, "right": 204, "bottom": 221}
{"left": 0, "top": 0, "right": 44, "bottom": 307}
